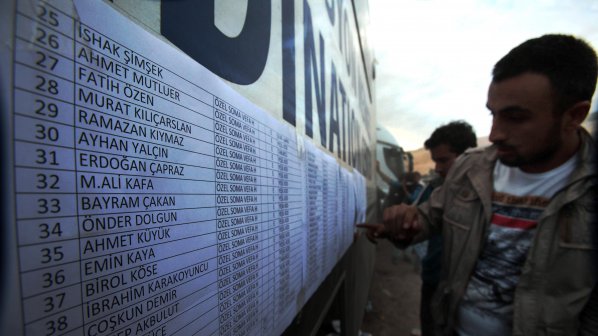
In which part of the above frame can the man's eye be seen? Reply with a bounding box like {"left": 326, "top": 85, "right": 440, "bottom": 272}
{"left": 505, "top": 114, "right": 527, "bottom": 121}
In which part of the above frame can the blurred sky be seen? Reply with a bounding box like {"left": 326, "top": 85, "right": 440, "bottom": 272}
{"left": 369, "top": 0, "right": 598, "bottom": 150}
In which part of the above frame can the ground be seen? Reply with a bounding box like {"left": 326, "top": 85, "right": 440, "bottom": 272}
{"left": 360, "top": 240, "right": 422, "bottom": 336}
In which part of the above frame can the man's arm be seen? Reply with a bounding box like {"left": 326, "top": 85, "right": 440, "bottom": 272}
{"left": 356, "top": 203, "right": 421, "bottom": 246}
{"left": 415, "top": 184, "right": 446, "bottom": 237}
{"left": 357, "top": 180, "right": 448, "bottom": 246}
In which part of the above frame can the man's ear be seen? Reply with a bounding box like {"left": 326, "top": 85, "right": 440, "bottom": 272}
{"left": 562, "top": 101, "right": 590, "bottom": 132}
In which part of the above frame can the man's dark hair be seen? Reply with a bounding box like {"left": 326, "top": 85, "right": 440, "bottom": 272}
{"left": 492, "top": 34, "right": 598, "bottom": 113}
{"left": 424, "top": 120, "right": 477, "bottom": 155}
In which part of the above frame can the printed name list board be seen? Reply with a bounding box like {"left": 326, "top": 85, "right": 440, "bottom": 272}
{"left": 6, "top": 0, "right": 365, "bottom": 335}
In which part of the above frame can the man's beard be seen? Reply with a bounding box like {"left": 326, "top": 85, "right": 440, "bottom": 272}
{"left": 498, "top": 124, "right": 562, "bottom": 168}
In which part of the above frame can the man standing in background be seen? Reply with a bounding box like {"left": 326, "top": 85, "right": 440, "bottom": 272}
{"left": 414, "top": 121, "right": 477, "bottom": 336}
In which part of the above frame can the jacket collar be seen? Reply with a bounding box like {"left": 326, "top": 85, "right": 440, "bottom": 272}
{"left": 478, "top": 128, "right": 596, "bottom": 185}
{"left": 549, "top": 128, "right": 597, "bottom": 210}
{"left": 570, "top": 128, "right": 597, "bottom": 182}
{"left": 472, "top": 129, "right": 596, "bottom": 217}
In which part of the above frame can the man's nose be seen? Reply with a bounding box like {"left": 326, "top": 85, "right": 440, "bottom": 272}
{"left": 489, "top": 121, "right": 506, "bottom": 143}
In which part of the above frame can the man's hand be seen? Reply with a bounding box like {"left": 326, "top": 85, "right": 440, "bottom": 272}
{"left": 356, "top": 204, "right": 421, "bottom": 245}
{"left": 383, "top": 204, "right": 421, "bottom": 243}
{"left": 355, "top": 223, "right": 387, "bottom": 244}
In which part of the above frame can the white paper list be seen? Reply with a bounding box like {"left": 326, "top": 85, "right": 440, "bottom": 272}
{"left": 7, "top": 1, "right": 365, "bottom": 335}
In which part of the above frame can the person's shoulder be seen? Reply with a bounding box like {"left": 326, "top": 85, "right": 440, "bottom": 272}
{"left": 455, "top": 146, "right": 493, "bottom": 167}
{"left": 445, "top": 146, "right": 495, "bottom": 182}
{"left": 462, "top": 146, "right": 489, "bottom": 156}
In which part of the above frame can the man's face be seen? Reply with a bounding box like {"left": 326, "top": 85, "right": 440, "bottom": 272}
{"left": 487, "top": 72, "right": 564, "bottom": 173}
{"left": 429, "top": 144, "right": 458, "bottom": 179}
